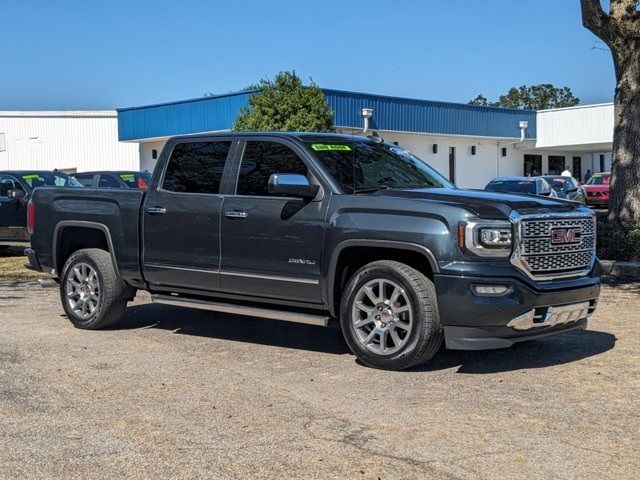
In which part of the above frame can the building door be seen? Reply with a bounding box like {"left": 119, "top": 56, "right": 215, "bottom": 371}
{"left": 448, "top": 147, "right": 456, "bottom": 184}
{"left": 599, "top": 154, "right": 605, "bottom": 172}
{"left": 524, "top": 154, "right": 542, "bottom": 176}
{"left": 572, "top": 156, "right": 581, "bottom": 179}
{"left": 548, "top": 155, "right": 565, "bottom": 175}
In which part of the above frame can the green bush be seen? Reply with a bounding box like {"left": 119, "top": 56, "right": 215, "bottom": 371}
{"left": 596, "top": 215, "right": 640, "bottom": 261}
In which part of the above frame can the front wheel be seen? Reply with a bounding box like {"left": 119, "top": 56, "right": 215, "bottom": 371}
{"left": 340, "top": 260, "right": 443, "bottom": 370}
{"left": 59, "top": 248, "right": 128, "bottom": 329}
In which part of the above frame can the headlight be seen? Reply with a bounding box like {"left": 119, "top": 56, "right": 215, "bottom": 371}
{"left": 478, "top": 227, "right": 512, "bottom": 247}
{"left": 462, "top": 221, "right": 513, "bottom": 257}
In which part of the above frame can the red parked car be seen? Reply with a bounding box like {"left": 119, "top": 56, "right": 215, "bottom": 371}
{"left": 583, "top": 172, "right": 611, "bottom": 208}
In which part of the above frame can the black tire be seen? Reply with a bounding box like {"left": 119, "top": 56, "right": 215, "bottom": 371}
{"left": 340, "top": 260, "right": 442, "bottom": 370}
{"left": 59, "top": 248, "right": 128, "bottom": 329}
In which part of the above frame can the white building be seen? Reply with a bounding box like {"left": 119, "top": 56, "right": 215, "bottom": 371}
{"left": 0, "top": 92, "right": 615, "bottom": 188}
{"left": 0, "top": 111, "right": 140, "bottom": 173}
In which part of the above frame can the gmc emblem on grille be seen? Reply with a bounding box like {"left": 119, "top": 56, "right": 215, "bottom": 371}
{"left": 551, "top": 227, "right": 582, "bottom": 244}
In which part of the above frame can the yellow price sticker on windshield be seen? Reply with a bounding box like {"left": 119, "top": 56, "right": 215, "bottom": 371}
{"left": 22, "top": 174, "right": 40, "bottom": 180}
{"left": 311, "top": 144, "right": 351, "bottom": 152}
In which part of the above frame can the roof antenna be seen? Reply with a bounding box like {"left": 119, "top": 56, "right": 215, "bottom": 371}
{"left": 367, "top": 131, "right": 383, "bottom": 143}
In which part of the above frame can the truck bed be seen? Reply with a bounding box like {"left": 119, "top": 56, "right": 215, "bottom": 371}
{"left": 30, "top": 187, "right": 145, "bottom": 283}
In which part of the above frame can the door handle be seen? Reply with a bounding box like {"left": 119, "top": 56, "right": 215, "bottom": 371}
{"left": 224, "top": 210, "right": 248, "bottom": 219}
{"left": 146, "top": 206, "right": 167, "bottom": 215}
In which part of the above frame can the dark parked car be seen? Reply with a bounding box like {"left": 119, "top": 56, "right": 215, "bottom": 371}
{"left": 27, "top": 133, "right": 600, "bottom": 370}
{"left": 0, "top": 170, "right": 82, "bottom": 247}
{"left": 583, "top": 172, "right": 611, "bottom": 208}
{"left": 72, "top": 171, "right": 151, "bottom": 190}
{"left": 485, "top": 177, "right": 558, "bottom": 198}
{"left": 542, "top": 176, "right": 586, "bottom": 203}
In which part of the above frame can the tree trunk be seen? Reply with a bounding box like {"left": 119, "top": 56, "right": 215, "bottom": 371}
{"left": 610, "top": 48, "right": 640, "bottom": 221}
{"left": 580, "top": 0, "right": 640, "bottom": 222}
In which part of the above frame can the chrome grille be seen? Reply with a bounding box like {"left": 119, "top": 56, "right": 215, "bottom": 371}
{"left": 523, "top": 218, "right": 595, "bottom": 238}
{"left": 516, "top": 215, "right": 596, "bottom": 279}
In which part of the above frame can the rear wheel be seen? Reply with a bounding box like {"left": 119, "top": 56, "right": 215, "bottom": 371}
{"left": 340, "top": 260, "right": 442, "bottom": 370}
{"left": 59, "top": 248, "right": 128, "bottom": 329}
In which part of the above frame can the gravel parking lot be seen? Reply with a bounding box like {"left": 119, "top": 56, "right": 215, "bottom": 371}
{"left": 1, "top": 279, "right": 638, "bottom": 479}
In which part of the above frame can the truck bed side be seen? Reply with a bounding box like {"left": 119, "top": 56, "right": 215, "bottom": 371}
{"left": 30, "top": 187, "right": 145, "bottom": 287}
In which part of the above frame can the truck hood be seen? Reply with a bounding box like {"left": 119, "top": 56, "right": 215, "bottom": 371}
{"left": 374, "top": 187, "right": 584, "bottom": 218}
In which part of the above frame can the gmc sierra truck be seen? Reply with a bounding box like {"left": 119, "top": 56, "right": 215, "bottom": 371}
{"left": 27, "top": 132, "right": 601, "bottom": 370}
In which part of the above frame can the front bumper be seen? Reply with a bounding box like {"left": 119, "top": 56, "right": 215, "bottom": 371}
{"left": 434, "top": 272, "right": 600, "bottom": 350}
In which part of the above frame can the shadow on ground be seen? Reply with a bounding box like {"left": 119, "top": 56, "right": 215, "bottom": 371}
{"left": 113, "top": 303, "right": 616, "bottom": 373}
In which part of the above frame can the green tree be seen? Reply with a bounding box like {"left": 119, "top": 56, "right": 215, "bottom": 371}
{"left": 581, "top": 0, "right": 640, "bottom": 222}
{"left": 233, "top": 71, "right": 335, "bottom": 132}
{"left": 468, "top": 94, "right": 490, "bottom": 106}
{"left": 468, "top": 84, "right": 580, "bottom": 110}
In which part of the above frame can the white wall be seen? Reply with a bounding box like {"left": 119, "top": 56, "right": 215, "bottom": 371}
{"left": 536, "top": 103, "right": 614, "bottom": 149}
{"left": 139, "top": 139, "right": 168, "bottom": 173}
{"left": 0, "top": 112, "right": 140, "bottom": 172}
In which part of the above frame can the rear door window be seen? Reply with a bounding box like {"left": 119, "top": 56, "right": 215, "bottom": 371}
{"left": 236, "top": 141, "right": 308, "bottom": 196}
{"left": 162, "top": 141, "right": 232, "bottom": 194}
{"left": 73, "top": 174, "right": 95, "bottom": 187}
{"left": 98, "top": 174, "right": 122, "bottom": 189}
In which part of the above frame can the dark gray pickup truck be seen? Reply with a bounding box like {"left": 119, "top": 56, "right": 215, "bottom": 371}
{"left": 27, "top": 132, "right": 601, "bottom": 370}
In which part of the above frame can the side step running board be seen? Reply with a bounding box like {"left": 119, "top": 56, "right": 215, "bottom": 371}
{"left": 151, "top": 294, "right": 330, "bottom": 327}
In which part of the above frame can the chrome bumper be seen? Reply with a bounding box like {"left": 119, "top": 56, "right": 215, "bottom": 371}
{"left": 507, "top": 301, "right": 594, "bottom": 331}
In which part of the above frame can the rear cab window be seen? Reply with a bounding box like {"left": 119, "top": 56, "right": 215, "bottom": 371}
{"left": 72, "top": 174, "right": 95, "bottom": 187}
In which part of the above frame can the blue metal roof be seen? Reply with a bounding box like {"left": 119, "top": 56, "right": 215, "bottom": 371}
{"left": 117, "top": 89, "right": 536, "bottom": 141}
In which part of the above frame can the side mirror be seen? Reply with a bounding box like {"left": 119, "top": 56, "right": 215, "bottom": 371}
{"left": 540, "top": 190, "right": 552, "bottom": 196}
{"left": 8, "top": 189, "right": 25, "bottom": 200}
{"left": 268, "top": 173, "right": 319, "bottom": 199}
{"left": 566, "top": 187, "right": 579, "bottom": 193}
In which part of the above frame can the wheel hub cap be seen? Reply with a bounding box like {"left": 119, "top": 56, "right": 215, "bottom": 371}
{"left": 351, "top": 278, "right": 413, "bottom": 355}
{"left": 65, "top": 262, "right": 100, "bottom": 320}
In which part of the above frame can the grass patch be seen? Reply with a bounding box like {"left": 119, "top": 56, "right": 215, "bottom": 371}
{"left": 0, "top": 247, "right": 45, "bottom": 281}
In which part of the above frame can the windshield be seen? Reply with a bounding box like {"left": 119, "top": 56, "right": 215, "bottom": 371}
{"left": 20, "top": 172, "right": 83, "bottom": 189}
{"left": 543, "top": 177, "right": 569, "bottom": 192}
{"left": 587, "top": 174, "right": 610, "bottom": 185}
{"left": 118, "top": 172, "right": 151, "bottom": 190}
{"left": 304, "top": 140, "right": 452, "bottom": 193}
{"left": 485, "top": 180, "right": 536, "bottom": 195}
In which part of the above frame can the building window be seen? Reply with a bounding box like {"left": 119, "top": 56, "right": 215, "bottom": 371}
{"left": 524, "top": 154, "right": 542, "bottom": 176}
{"left": 0, "top": 133, "right": 5, "bottom": 152}
{"left": 548, "top": 155, "right": 565, "bottom": 175}
{"left": 152, "top": 149, "right": 158, "bottom": 160}
{"left": 501, "top": 147, "right": 507, "bottom": 157}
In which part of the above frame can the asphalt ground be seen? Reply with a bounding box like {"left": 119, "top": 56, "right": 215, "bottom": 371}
{"left": 1, "top": 279, "right": 638, "bottom": 479}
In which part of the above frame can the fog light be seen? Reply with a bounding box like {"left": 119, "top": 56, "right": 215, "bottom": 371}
{"left": 472, "top": 284, "right": 512, "bottom": 296}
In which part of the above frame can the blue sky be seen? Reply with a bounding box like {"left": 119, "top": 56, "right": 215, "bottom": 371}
{"left": 0, "top": 0, "right": 614, "bottom": 110}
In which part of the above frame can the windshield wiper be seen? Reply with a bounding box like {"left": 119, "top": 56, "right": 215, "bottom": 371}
{"left": 354, "top": 186, "right": 391, "bottom": 194}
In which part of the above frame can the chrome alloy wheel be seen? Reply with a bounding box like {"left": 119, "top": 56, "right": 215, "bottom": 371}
{"left": 66, "top": 262, "right": 100, "bottom": 319}
{"left": 351, "top": 278, "right": 413, "bottom": 355}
